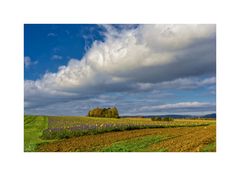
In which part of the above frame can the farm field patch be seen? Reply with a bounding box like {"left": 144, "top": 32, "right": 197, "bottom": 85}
{"left": 37, "top": 125, "right": 216, "bottom": 152}
{"left": 28, "top": 116, "right": 216, "bottom": 152}
{"left": 41, "top": 116, "right": 214, "bottom": 140}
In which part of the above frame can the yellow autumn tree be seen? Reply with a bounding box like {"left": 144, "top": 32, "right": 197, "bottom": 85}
{"left": 87, "top": 107, "right": 119, "bottom": 118}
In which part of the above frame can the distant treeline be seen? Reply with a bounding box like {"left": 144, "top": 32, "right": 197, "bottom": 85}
{"left": 88, "top": 107, "right": 119, "bottom": 118}
{"left": 151, "top": 117, "right": 174, "bottom": 121}
{"left": 121, "top": 113, "right": 216, "bottom": 119}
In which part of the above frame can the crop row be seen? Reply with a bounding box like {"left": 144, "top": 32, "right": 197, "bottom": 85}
{"left": 42, "top": 117, "right": 211, "bottom": 139}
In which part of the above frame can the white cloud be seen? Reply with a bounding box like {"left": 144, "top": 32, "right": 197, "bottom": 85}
{"left": 24, "top": 56, "right": 38, "bottom": 68}
{"left": 148, "top": 102, "right": 212, "bottom": 110}
{"left": 24, "top": 56, "right": 31, "bottom": 67}
{"left": 47, "top": 32, "right": 57, "bottom": 37}
{"left": 25, "top": 24, "right": 216, "bottom": 112}
{"left": 51, "top": 55, "right": 63, "bottom": 60}
{"left": 140, "top": 101, "right": 215, "bottom": 113}
{"left": 159, "top": 77, "right": 216, "bottom": 89}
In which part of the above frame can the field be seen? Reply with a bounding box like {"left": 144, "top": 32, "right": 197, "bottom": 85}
{"left": 24, "top": 116, "right": 56, "bottom": 152}
{"left": 24, "top": 115, "right": 216, "bottom": 152}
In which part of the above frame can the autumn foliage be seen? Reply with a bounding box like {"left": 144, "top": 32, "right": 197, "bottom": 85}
{"left": 88, "top": 107, "right": 119, "bottom": 118}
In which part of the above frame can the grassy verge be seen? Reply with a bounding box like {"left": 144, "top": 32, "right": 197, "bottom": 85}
{"left": 101, "top": 135, "right": 170, "bottom": 152}
{"left": 200, "top": 142, "right": 216, "bottom": 152}
{"left": 24, "top": 116, "right": 49, "bottom": 152}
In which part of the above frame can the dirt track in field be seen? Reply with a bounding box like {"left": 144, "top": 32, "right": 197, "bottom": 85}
{"left": 37, "top": 125, "right": 216, "bottom": 152}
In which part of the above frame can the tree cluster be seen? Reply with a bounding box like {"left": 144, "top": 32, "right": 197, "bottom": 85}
{"left": 88, "top": 107, "right": 119, "bottom": 118}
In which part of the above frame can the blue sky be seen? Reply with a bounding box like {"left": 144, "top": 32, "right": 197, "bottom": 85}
{"left": 24, "top": 24, "right": 216, "bottom": 116}
{"left": 24, "top": 24, "right": 105, "bottom": 80}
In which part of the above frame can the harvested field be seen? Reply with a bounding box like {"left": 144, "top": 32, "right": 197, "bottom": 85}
{"left": 37, "top": 124, "right": 216, "bottom": 152}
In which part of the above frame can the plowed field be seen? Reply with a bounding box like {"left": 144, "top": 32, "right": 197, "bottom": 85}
{"left": 37, "top": 125, "right": 216, "bottom": 152}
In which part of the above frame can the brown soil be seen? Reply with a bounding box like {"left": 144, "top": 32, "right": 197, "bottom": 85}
{"left": 37, "top": 125, "right": 216, "bottom": 152}
{"left": 147, "top": 125, "right": 216, "bottom": 152}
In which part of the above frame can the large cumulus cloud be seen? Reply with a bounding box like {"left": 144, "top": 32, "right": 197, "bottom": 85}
{"left": 24, "top": 24, "right": 216, "bottom": 114}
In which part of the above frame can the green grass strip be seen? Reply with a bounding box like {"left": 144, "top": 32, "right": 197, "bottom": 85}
{"left": 101, "top": 135, "right": 169, "bottom": 152}
{"left": 200, "top": 142, "right": 216, "bottom": 152}
{"left": 24, "top": 116, "right": 49, "bottom": 152}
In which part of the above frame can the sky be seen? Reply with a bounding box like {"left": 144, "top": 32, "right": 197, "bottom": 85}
{"left": 24, "top": 24, "right": 216, "bottom": 116}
